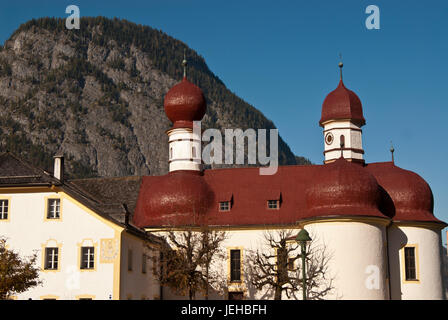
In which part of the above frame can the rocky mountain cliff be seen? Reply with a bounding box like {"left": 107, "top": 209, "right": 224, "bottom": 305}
{"left": 0, "top": 17, "right": 305, "bottom": 178}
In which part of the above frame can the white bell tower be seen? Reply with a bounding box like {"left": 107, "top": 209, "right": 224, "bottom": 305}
{"left": 320, "top": 61, "right": 366, "bottom": 164}
{"left": 322, "top": 120, "right": 364, "bottom": 163}
{"left": 167, "top": 125, "right": 202, "bottom": 172}
{"left": 163, "top": 52, "right": 206, "bottom": 172}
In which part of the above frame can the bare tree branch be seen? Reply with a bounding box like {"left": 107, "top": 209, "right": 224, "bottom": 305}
{"left": 147, "top": 226, "right": 227, "bottom": 300}
{"left": 246, "top": 229, "right": 334, "bottom": 300}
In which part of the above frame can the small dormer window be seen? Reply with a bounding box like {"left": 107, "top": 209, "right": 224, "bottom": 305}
{"left": 219, "top": 201, "right": 230, "bottom": 212}
{"left": 218, "top": 192, "right": 233, "bottom": 212}
{"left": 266, "top": 189, "right": 281, "bottom": 210}
{"left": 267, "top": 200, "right": 279, "bottom": 210}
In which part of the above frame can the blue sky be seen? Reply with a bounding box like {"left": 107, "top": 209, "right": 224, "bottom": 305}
{"left": 1, "top": 1, "right": 447, "bottom": 242}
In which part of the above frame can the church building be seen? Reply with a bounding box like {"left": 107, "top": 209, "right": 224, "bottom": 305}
{"left": 132, "top": 61, "right": 447, "bottom": 300}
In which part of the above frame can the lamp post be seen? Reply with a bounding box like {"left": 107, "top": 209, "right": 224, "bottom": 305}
{"left": 296, "top": 229, "right": 312, "bottom": 300}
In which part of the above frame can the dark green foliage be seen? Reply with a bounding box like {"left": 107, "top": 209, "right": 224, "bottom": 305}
{"left": 108, "top": 57, "right": 125, "bottom": 70}
{"left": 105, "top": 100, "right": 130, "bottom": 125}
{"left": 1, "top": 130, "right": 54, "bottom": 173}
{"left": 66, "top": 157, "right": 98, "bottom": 179}
{"left": 295, "top": 156, "right": 313, "bottom": 165}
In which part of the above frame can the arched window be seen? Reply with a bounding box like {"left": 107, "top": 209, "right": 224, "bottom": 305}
{"left": 169, "top": 147, "right": 173, "bottom": 159}
{"left": 340, "top": 135, "right": 345, "bottom": 148}
{"left": 192, "top": 146, "right": 196, "bottom": 158}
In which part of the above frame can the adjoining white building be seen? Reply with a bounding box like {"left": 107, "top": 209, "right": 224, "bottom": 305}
{"left": 0, "top": 153, "right": 161, "bottom": 300}
{"left": 1, "top": 62, "right": 446, "bottom": 300}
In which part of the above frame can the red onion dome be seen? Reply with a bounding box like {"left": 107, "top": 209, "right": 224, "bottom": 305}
{"left": 306, "top": 157, "right": 387, "bottom": 218}
{"left": 366, "top": 162, "right": 443, "bottom": 224}
{"left": 132, "top": 170, "right": 214, "bottom": 228}
{"left": 164, "top": 77, "right": 206, "bottom": 129}
{"left": 320, "top": 79, "right": 366, "bottom": 127}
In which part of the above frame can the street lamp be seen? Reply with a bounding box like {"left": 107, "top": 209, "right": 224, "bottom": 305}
{"left": 296, "top": 228, "right": 312, "bottom": 300}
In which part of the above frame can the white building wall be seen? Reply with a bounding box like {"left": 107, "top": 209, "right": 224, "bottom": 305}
{"left": 388, "top": 224, "right": 445, "bottom": 300}
{"left": 0, "top": 190, "right": 121, "bottom": 300}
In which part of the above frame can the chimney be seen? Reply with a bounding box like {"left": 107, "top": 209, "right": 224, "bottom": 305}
{"left": 53, "top": 155, "right": 64, "bottom": 182}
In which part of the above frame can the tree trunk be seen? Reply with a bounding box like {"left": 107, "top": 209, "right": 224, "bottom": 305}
{"left": 205, "top": 267, "right": 209, "bottom": 300}
{"left": 274, "top": 286, "right": 282, "bottom": 300}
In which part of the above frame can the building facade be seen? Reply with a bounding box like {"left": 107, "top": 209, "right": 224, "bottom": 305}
{"left": 0, "top": 154, "right": 160, "bottom": 300}
{"left": 1, "top": 63, "right": 446, "bottom": 300}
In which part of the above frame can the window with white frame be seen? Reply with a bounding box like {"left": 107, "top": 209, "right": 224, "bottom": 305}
{"left": 267, "top": 200, "right": 279, "bottom": 209}
{"left": 0, "top": 200, "right": 8, "bottom": 220}
{"left": 219, "top": 201, "right": 230, "bottom": 212}
{"left": 45, "top": 247, "right": 59, "bottom": 270}
{"left": 47, "top": 199, "right": 60, "bottom": 219}
{"left": 80, "top": 247, "right": 95, "bottom": 269}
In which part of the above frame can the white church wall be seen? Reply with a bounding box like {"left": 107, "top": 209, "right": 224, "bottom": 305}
{"left": 305, "top": 221, "right": 389, "bottom": 300}
{"left": 388, "top": 224, "right": 445, "bottom": 300}
{"left": 152, "top": 222, "right": 389, "bottom": 300}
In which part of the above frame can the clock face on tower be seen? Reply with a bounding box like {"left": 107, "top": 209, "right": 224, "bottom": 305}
{"left": 325, "top": 132, "right": 334, "bottom": 145}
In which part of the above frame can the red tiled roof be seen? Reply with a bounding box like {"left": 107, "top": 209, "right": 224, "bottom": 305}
{"left": 132, "top": 170, "right": 214, "bottom": 227}
{"left": 306, "top": 158, "right": 386, "bottom": 218}
{"left": 366, "top": 162, "right": 443, "bottom": 224}
{"left": 133, "top": 161, "right": 391, "bottom": 228}
{"left": 133, "top": 159, "right": 446, "bottom": 228}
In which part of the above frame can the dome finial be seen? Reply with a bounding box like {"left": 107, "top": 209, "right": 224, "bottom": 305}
{"left": 390, "top": 141, "right": 395, "bottom": 163}
{"left": 338, "top": 53, "right": 343, "bottom": 81}
{"left": 182, "top": 48, "right": 188, "bottom": 79}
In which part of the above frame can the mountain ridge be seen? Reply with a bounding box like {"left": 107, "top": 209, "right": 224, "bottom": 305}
{"left": 0, "top": 17, "right": 309, "bottom": 178}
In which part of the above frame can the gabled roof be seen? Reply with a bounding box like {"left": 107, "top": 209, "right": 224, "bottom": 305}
{"left": 0, "top": 152, "right": 157, "bottom": 243}
{"left": 62, "top": 178, "right": 158, "bottom": 243}
{"left": 0, "top": 152, "right": 60, "bottom": 186}
{"left": 66, "top": 176, "right": 142, "bottom": 221}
